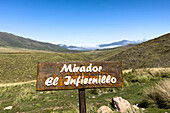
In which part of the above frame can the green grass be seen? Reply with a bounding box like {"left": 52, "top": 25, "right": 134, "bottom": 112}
{"left": 85, "top": 45, "right": 133, "bottom": 61}
{"left": 140, "top": 79, "right": 170, "bottom": 109}
{"left": 0, "top": 69, "right": 170, "bottom": 113}
{"left": 0, "top": 52, "right": 90, "bottom": 83}
{"left": 0, "top": 33, "right": 170, "bottom": 112}
{"left": 104, "top": 33, "right": 170, "bottom": 69}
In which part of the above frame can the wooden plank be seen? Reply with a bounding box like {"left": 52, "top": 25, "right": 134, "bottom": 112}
{"left": 36, "top": 61, "right": 124, "bottom": 91}
{"left": 79, "top": 89, "right": 86, "bottom": 113}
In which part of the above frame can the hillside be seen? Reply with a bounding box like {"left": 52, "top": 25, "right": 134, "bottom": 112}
{"left": 0, "top": 33, "right": 169, "bottom": 113}
{"left": 0, "top": 52, "right": 90, "bottom": 83}
{"left": 85, "top": 44, "right": 135, "bottom": 61}
{"left": 0, "top": 32, "right": 69, "bottom": 52}
{"left": 0, "top": 33, "right": 170, "bottom": 83}
{"left": 104, "top": 33, "right": 170, "bottom": 69}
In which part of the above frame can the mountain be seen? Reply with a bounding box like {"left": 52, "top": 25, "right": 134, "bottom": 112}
{"left": 60, "top": 40, "right": 142, "bottom": 51}
{"left": 0, "top": 32, "right": 69, "bottom": 52}
{"left": 99, "top": 40, "right": 142, "bottom": 48}
{"left": 101, "top": 33, "right": 170, "bottom": 69}
{"left": 88, "top": 44, "right": 135, "bottom": 61}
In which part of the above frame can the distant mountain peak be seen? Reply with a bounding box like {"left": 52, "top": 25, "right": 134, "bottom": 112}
{"left": 60, "top": 40, "right": 143, "bottom": 51}
{"left": 99, "top": 40, "right": 142, "bottom": 48}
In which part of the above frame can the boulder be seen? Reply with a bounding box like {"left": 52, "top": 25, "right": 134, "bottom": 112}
{"left": 112, "top": 97, "right": 131, "bottom": 112}
{"left": 97, "top": 106, "right": 112, "bottom": 113}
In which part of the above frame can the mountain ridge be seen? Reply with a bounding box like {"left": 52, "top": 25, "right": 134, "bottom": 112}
{"left": 98, "top": 40, "right": 142, "bottom": 47}
{"left": 60, "top": 40, "right": 142, "bottom": 51}
{"left": 0, "top": 32, "right": 69, "bottom": 52}
{"left": 103, "top": 33, "right": 170, "bottom": 69}
{"left": 0, "top": 31, "right": 142, "bottom": 51}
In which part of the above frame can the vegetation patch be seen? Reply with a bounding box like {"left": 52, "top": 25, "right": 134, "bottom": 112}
{"left": 140, "top": 79, "right": 170, "bottom": 109}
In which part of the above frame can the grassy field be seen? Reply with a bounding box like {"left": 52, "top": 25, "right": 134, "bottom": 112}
{"left": 0, "top": 47, "right": 57, "bottom": 53}
{"left": 0, "top": 51, "right": 91, "bottom": 84}
{"left": 0, "top": 67, "right": 169, "bottom": 113}
{"left": 0, "top": 45, "right": 133, "bottom": 84}
{"left": 0, "top": 35, "right": 170, "bottom": 112}
{"left": 0, "top": 33, "right": 169, "bottom": 84}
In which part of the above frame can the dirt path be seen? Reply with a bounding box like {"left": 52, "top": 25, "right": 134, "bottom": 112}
{"left": 0, "top": 80, "right": 36, "bottom": 87}
{"left": 0, "top": 68, "right": 169, "bottom": 87}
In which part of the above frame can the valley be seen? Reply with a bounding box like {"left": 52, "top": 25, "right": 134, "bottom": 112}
{"left": 0, "top": 33, "right": 169, "bottom": 112}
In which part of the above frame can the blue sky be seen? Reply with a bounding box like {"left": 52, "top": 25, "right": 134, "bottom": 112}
{"left": 0, "top": 0, "right": 170, "bottom": 46}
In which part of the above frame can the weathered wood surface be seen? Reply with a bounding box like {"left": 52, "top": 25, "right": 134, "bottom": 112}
{"left": 36, "top": 61, "right": 124, "bottom": 91}
{"left": 79, "top": 89, "right": 86, "bottom": 113}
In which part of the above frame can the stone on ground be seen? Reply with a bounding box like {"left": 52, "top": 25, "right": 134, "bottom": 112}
{"left": 112, "top": 97, "right": 131, "bottom": 112}
{"left": 3, "top": 106, "right": 13, "bottom": 110}
{"left": 97, "top": 106, "right": 112, "bottom": 113}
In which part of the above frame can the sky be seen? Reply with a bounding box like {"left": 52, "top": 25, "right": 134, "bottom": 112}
{"left": 0, "top": 0, "right": 170, "bottom": 46}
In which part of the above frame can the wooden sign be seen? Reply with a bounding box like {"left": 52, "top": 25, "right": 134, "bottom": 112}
{"left": 36, "top": 61, "right": 124, "bottom": 91}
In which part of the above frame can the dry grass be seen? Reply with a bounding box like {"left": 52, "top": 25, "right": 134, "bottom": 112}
{"left": 142, "top": 79, "right": 170, "bottom": 109}
{"left": 0, "top": 47, "right": 55, "bottom": 53}
{"left": 0, "top": 80, "right": 36, "bottom": 87}
{"left": 123, "top": 68, "right": 170, "bottom": 85}
{"left": 123, "top": 68, "right": 170, "bottom": 74}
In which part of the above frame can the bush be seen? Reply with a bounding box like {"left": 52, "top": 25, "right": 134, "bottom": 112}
{"left": 88, "top": 89, "right": 98, "bottom": 95}
{"left": 138, "top": 75, "right": 149, "bottom": 83}
{"left": 141, "top": 79, "right": 170, "bottom": 109}
{"left": 162, "top": 73, "right": 170, "bottom": 78}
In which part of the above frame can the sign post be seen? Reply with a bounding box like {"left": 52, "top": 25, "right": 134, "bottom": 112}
{"left": 36, "top": 61, "right": 124, "bottom": 112}
{"left": 79, "top": 89, "right": 86, "bottom": 113}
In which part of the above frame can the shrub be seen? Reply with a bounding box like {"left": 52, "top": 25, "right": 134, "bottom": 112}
{"left": 162, "top": 73, "right": 170, "bottom": 78}
{"left": 141, "top": 79, "right": 170, "bottom": 109}
{"left": 88, "top": 89, "right": 98, "bottom": 95}
{"left": 138, "top": 75, "right": 149, "bottom": 83}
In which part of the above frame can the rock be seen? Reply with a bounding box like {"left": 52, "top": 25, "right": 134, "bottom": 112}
{"left": 141, "top": 108, "right": 145, "bottom": 111}
{"left": 3, "top": 106, "right": 13, "bottom": 110}
{"left": 132, "top": 105, "right": 139, "bottom": 109}
{"left": 112, "top": 97, "right": 131, "bottom": 113}
{"left": 99, "top": 90, "right": 102, "bottom": 93}
{"left": 97, "top": 106, "right": 112, "bottom": 113}
{"left": 92, "top": 96, "right": 96, "bottom": 98}
{"left": 28, "top": 75, "right": 32, "bottom": 78}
